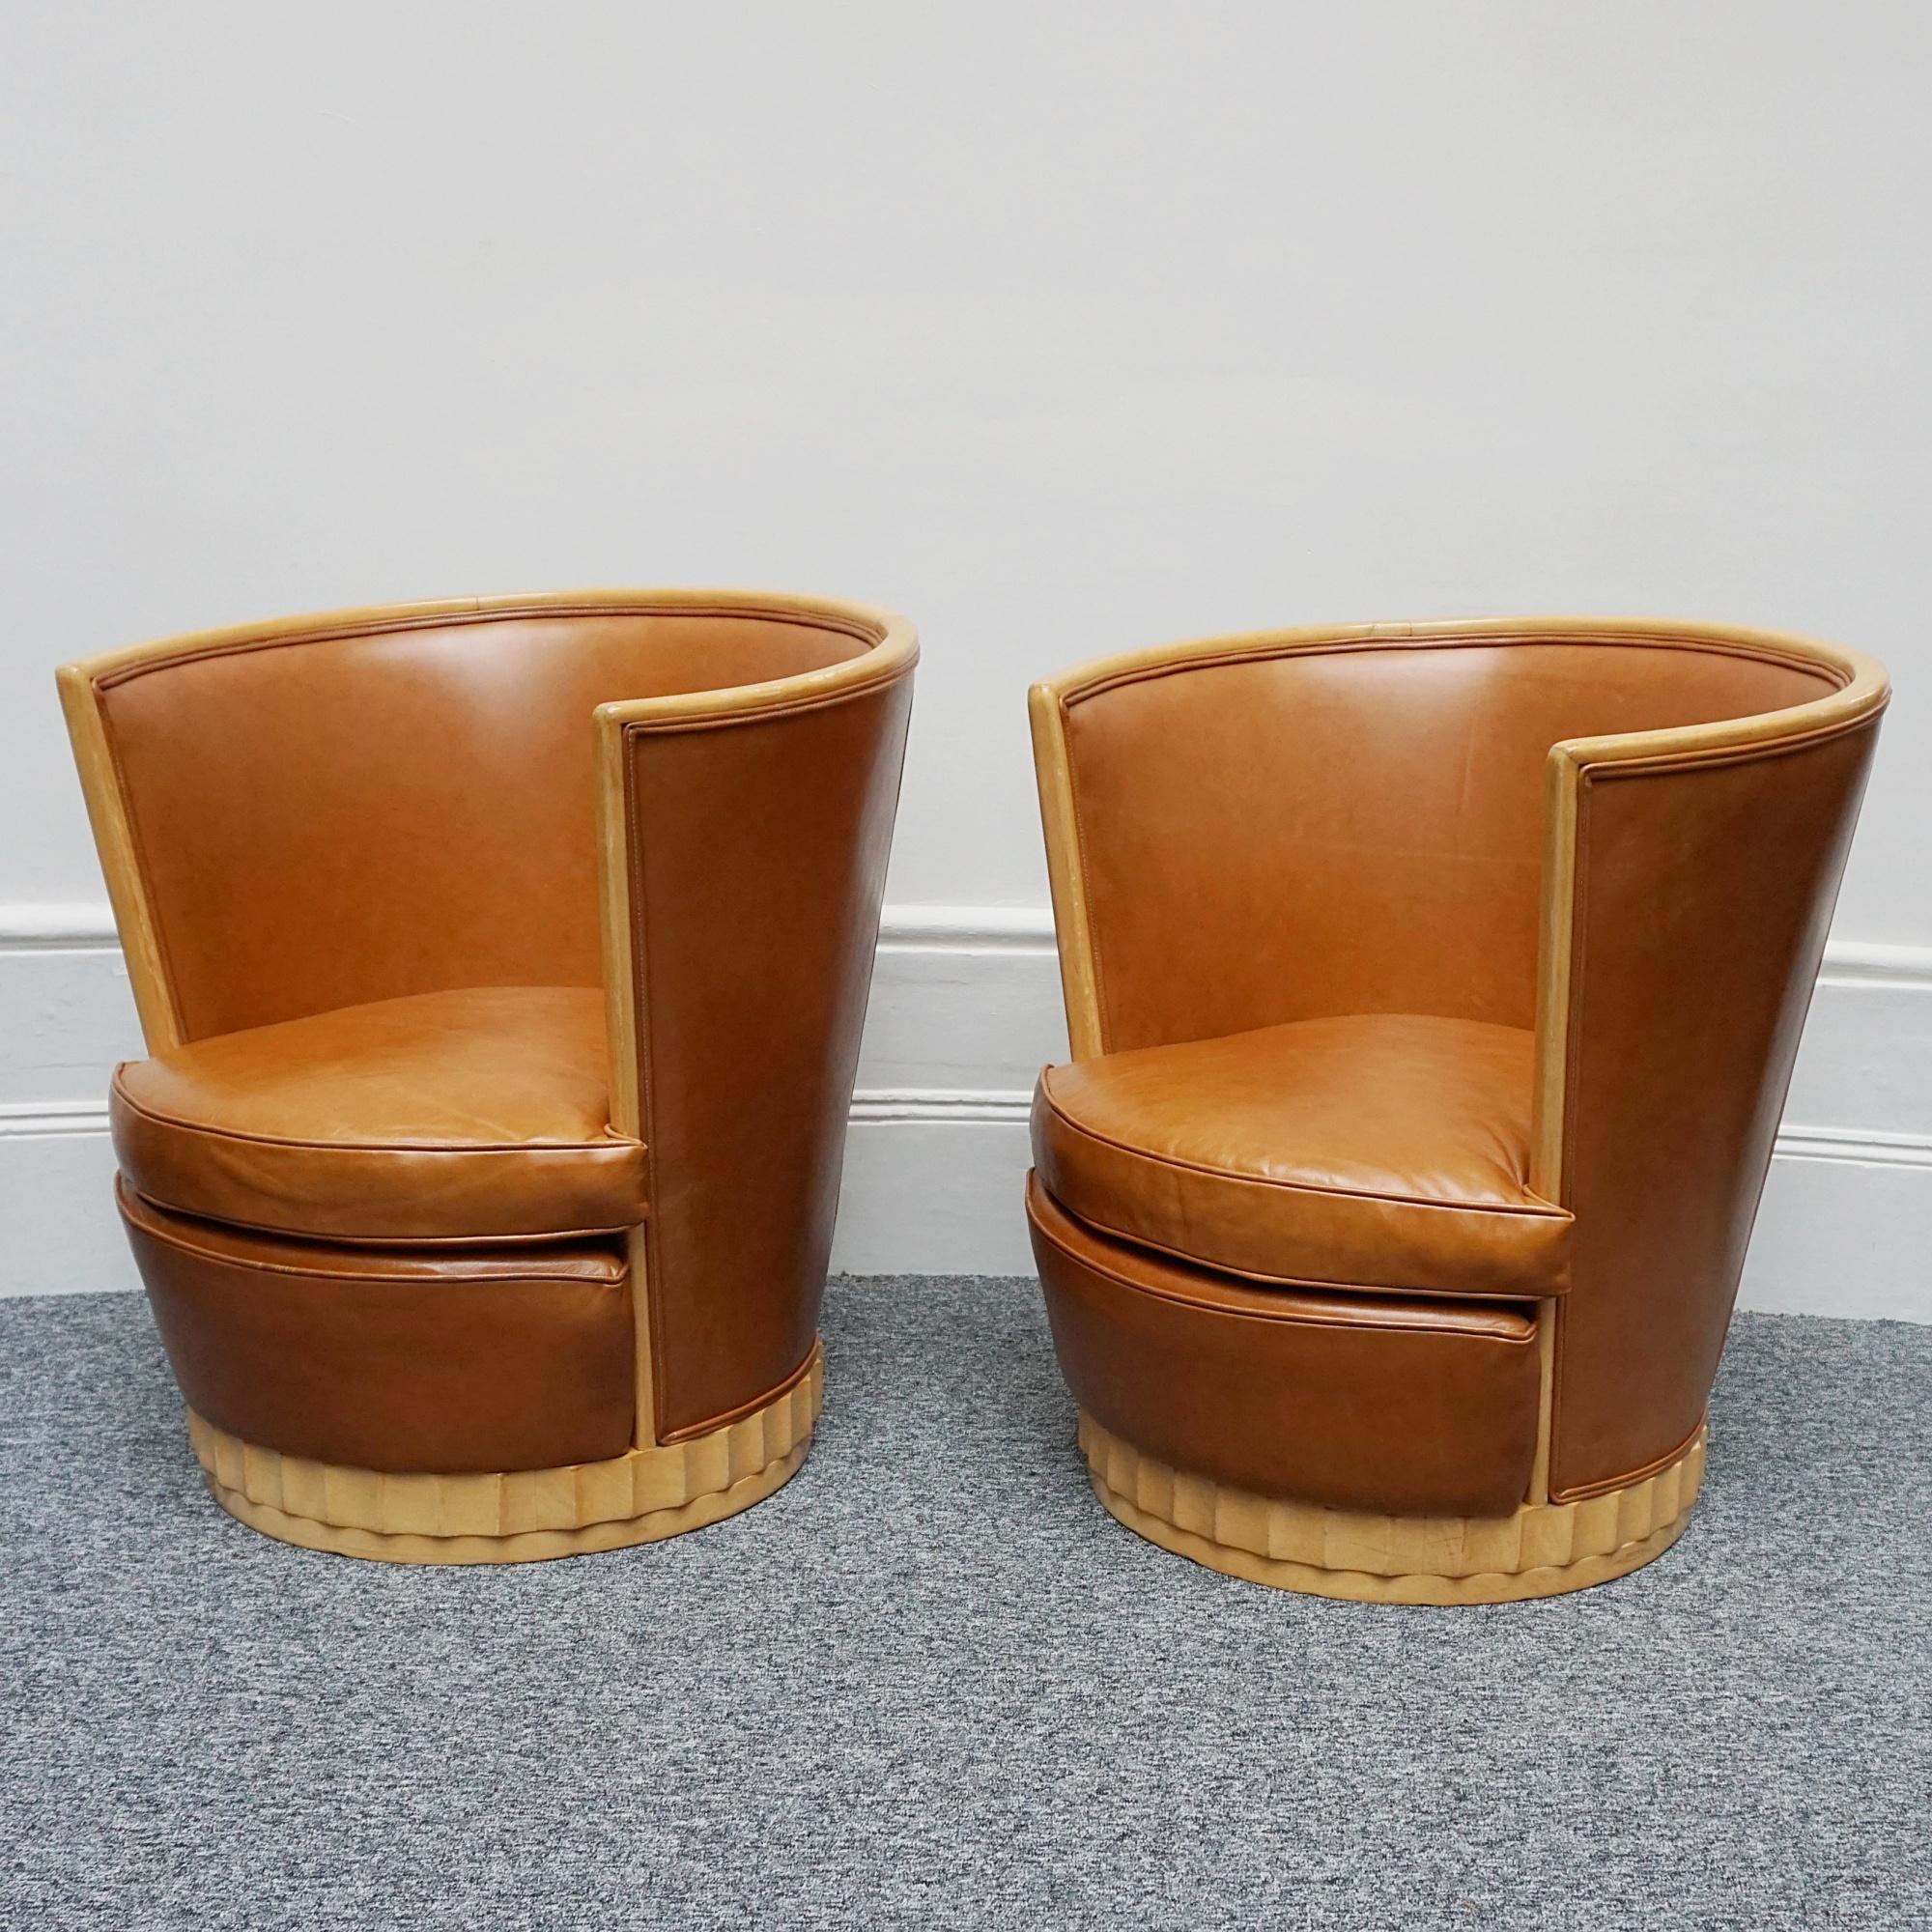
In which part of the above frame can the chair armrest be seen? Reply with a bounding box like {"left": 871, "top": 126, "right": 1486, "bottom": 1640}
{"left": 1528, "top": 641, "right": 1887, "bottom": 1498}
{"left": 594, "top": 631, "right": 916, "bottom": 1442}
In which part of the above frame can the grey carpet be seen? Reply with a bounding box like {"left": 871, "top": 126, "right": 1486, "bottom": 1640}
{"left": 0, "top": 1283, "right": 1927, "bottom": 1932}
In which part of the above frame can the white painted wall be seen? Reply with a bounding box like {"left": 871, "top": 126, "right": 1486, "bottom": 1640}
{"left": 2, "top": 4, "right": 1927, "bottom": 1308}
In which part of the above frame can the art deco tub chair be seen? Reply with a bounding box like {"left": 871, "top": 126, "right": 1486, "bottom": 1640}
{"left": 60, "top": 589, "right": 916, "bottom": 1563}
{"left": 1026, "top": 616, "right": 1886, "bottom": 1604}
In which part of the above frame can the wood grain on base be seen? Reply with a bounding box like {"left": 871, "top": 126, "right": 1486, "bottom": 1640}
{"left": 1079, "top": 1410, "right": 1705, "bottom": 1605}
{"left": 185, "top": 1346, "right": 823, "bottom": 1565}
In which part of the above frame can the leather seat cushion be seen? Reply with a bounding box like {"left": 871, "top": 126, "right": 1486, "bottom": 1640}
{"left": 118, "top": 1179, "right": 635, "bottom": 1472}
{"left": 1033, "top": 1012, "right": 1572, "bottom": 1298}
{"left": 111, "top": 986, "right": 649, "bottom": 1242}
{"left": 1027, "top": 1174, "right": 1541, "bottom": 1516}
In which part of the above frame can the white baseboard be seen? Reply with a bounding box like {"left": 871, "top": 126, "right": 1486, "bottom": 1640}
{"left": 2, "top": 904, "right": 1927, "bottom": 1319}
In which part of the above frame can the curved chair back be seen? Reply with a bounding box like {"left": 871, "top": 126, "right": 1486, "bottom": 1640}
{"left": 1031, "top": 622, "right": 1854, "bottom": 1057}
{"left": 59, "top": 592, "right": 893, "bottom": 1048}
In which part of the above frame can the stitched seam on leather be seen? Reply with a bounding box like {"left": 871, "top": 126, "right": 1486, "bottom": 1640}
{"left": 1548, "top": 1413, "right": 1706, "bottom": 1505}
{"left": 121, "top": 1201, "right": 628, "bottom": 1282}
{"left": 1060, "top": 633, "right": 1853, "bottom": 707}
{"left": 1578, "top": 707, "right": 1885, "bottom": 779}
{"left": 95, "top": 603, "right": 885, "bottom": 690}
{"left": 1060, "top": 703, "right": 1114, "bottom": 1051}
{"left": 614, "top": 661, "right": 911, "bottom": 735}
{"left": 1046, "top": 1191, "right": 1562, "bottom": 1303}
{"left": 1038, "top": 1084, "right": 1567, "bottom": 1220}
{"left": 97, "top": 713, "right": 190, "bottom": 1042}
{"left": 624, "top": 723, "right": 671, "bottom": 1435}
{"left": 1548, "top": 772, "right": 1594, "bottom": 1491}
{"left": 136, "top": 1242, "right": 624, "bottom": 1287}
{"left": 111, "top": 1084, "right": 640, "bottom": 1159}
{"left": 655, "top": 1345, "right": 821, "bottom": 1444}
{"left": 1030, "top": 1196, "right": 1535, "bottom": 1344}
{"left": 125, "top": 1181, "right": 632, "bottom": 1245}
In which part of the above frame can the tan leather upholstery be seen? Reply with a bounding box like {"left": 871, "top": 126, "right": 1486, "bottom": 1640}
{"left": 1028, "top": 617, "right": 1887, "bottom": 1571}
{"left": 84, "top": 606, "right": 866, "bottom": 1042}
{"left": 1548, "top": 714, "right": 1880, "bottom": 1496}
{"left": 120, "top": 1181, "right": 635, "bottom": 1474}
{"left": 1033, "top": 1013, "right": 1571, "bottom": 1297}
{"left": 611, "top": 670, "right": 917, "bottom": 1438}
{"left": 61, "top": 591, "right": 917, "bottom": 1548}
{"left": 1053, "top": 638, "right": 1836, "bottom": 1054}
{"left": 1028, "top": 1179, "right": 1542, "bottom": 1518}
{"left": 111, "top": 986, "right": 646, "bottom": 1242}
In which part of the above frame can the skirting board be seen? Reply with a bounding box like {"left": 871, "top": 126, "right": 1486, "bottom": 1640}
{"left": 2, "top": 904, "right": 1928, "bottom": 1318}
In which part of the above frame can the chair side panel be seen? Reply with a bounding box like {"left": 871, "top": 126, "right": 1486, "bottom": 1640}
{"left": 622, "top": 672, "right": 914, "bottom": 1439}
{"left": 1548, "top": 719, "right": 1880, "bottom": 1498}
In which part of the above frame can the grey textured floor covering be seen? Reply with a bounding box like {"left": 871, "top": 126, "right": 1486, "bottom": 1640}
{"left": 1, "top": 1280, "right": 1927, "bottom": 1930}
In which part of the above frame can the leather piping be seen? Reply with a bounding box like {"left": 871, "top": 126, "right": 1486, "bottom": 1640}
{"left": 1054, "top": 628, "right": 1856, "bottom": 708}
{"left": 111, "top": 1077, "right": 644, "bottom": 1158}
{"left": 655, "top": 1345, "right": 823, "bottom": 1445}
{"left": 1029, "top": 1185, "right": 1537, "bottom": 1345}
{"left": 609, "top": 659, "right": 912, "bottom": 738}
{"left": 1547, "top": 1413, "right": 1708, "bottom": 1506}
{"left": 1037, "top": 1083, "right": 1566, "bottom": 1221}
{"left": 122, "top": 1191, "right": 638, "bottom": 1247}
{"left": 116, "top": 1180, "right": 628, "bottom": 1285}
{"left": 102, "top": 728, "right": 186, "bottom": 1046}
{"left": 91, "top": 598, "right": 889, "bottom": 692}
{"left": 1042, "top": 1192, "right": 1568, "bottom": 1304}
{"left": 1064, "top": 723, "right": 1114, "bottom": 1050}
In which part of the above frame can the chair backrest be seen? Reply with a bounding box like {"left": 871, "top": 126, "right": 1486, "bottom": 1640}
{"left": 61, "top": 592, "right": 887, "bottom": 1047}
{"left": 1032, "top": 623, "right": 1846, "bottom": 1057}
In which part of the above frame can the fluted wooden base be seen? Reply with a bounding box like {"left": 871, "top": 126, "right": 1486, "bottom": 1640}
{"left": 185, "top": 1347, "right": 823, "bottom": 1565}
{"left": 1079, "top": 1410, "right": 1706, "bottom": 1605}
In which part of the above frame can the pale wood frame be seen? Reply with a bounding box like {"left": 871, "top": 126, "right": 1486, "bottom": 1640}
{"left": 1080, "top": 1408, "right": 1704, "bottom": 1605}
{"left": 186, "top": 1347, "right": 823, "bottom": 1565}
{"left": 60, "top": 590, "right": 914, "bottom": 1548}
{"left": 1028, "top": 615, "right": 1888, "bottom": 1562}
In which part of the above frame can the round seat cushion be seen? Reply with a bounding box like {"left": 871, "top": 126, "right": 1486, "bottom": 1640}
{"left": 1026, "top": 1175, "right": 1541, "bottom": 1517}
{"left": 1033, "top": 1012, "right": 1573, "bottom": 1298}
{"left": 118, "top": 1179, "right": 635, "bottom": 1472}
{"left": 110, "top": 986, "right": 648, "bottom": 1242}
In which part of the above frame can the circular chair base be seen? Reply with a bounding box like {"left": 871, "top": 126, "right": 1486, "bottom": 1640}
{"left": 185, "top": 1347, "right": 824, "bottom": 1565}
{"left": 1079, "top": 1410, "right": 1706, "bottom": 1605}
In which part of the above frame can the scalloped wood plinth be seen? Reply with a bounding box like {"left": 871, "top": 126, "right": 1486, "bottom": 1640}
{"left": 185, "top": 1347, "right": 823, "bottom": 1564}
{"left": 1079, "top": 1410, "right": 1706, "bottom": 1605}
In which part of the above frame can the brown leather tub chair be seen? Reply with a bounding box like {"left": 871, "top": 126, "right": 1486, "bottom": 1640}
{"left": 59, "top": 589, "right": 916, "bottom": 1563}
{"left": 1026, "top": 617, "right": 1887, "bottom": 1604}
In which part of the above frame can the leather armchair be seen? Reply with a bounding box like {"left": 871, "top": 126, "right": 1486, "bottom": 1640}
{"left": 60, "top": 590, "right": 916, "bottom": 1563}
{"left": 1026, "top": 617, "right": 1886, "bottom": 1603}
